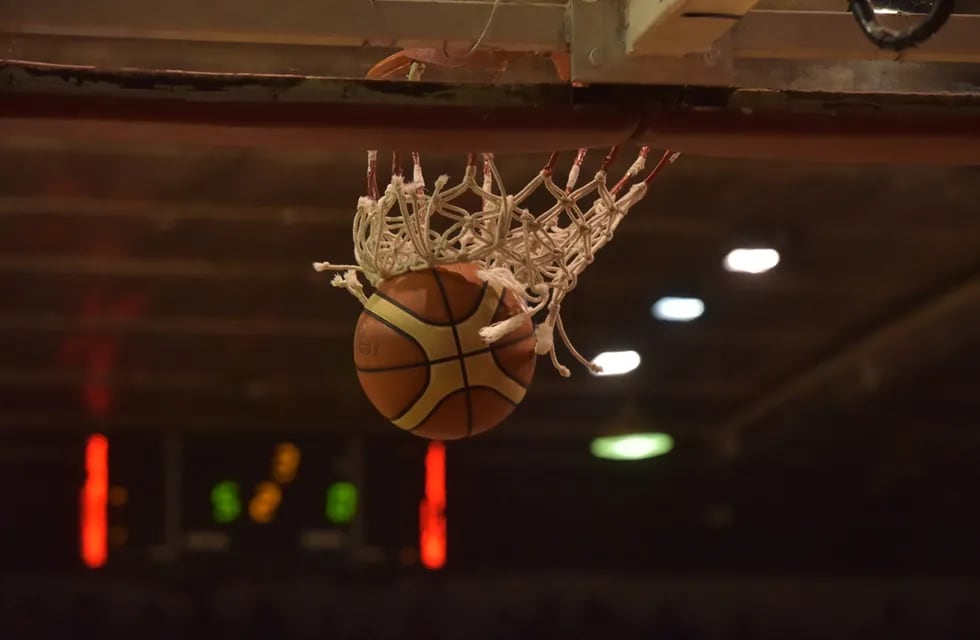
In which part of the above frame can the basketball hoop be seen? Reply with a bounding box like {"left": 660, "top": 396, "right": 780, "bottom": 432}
{"left": 315, "top": 146, "right": 679, "bottom": 377}
{"left": 316, "top": 51, "right": 678, "bottom": 378}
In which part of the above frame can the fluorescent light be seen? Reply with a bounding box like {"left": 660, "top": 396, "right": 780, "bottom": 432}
{"left": 591, "top": 350, "right": 641, "bottom": 376}
{"left": 590, "top": 433, "right": 674, "bottom": 461}
{"left": 651, "top": 296, "right": 704, "bottom": 322}
{"left": 723, "top": 248, "right": 780, "bottom": 274}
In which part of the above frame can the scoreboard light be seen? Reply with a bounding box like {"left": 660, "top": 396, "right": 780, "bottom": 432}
{"left": 249, "top": 481, "right": 282, "bottom": 524}
{"left": 325, "top": 482, "right": 358, "bottom": 524}
{"left": 80, "top": 434, "right": 109, "bottom": 569}
{"left": 419, "top": 442, "right": 446, "bottom": 570}
{"left": 211, "top": 481, "right": 242, "bottom": 524}
{"left": 271, "top": 442, "right": 301, "bottom": 484}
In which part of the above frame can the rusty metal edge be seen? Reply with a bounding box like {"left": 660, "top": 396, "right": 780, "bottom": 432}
{"left": 2, "top": 62, "right": 980, "bottom": 161}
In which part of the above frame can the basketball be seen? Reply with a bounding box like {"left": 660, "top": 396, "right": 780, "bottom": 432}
{"left": 353, "top": 263, "right": 537, "bottom": 440}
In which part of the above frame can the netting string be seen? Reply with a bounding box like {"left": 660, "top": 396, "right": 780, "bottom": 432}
{"left": 315, "top": 147, "right": 679, "bottom": 376}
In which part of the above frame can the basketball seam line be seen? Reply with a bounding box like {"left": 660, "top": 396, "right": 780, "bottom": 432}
{"left": 430, "top": 268, "right": 474, "bottom": 438}
{"left": 487, "top": 293, "right": 535, "bottom": 389}
{"left": 459, "top": 279, "right": 490, "bottom": 323}
{"left": 359, "top": 308, "right": 432, "bottom": 423}
{"left": 470, "top": 385, "right": 519, "bottom": 408}
{"left": 372, "top": 279, "right": 489, "bottom": 327}
{"left": 359, "top": 299, "right": 532, "bottom": 430}
{"left": 355, "top": 328, "right": 535, "bottom": 378}
{"left": 406, "top": 385, "right": 519, "bottom": 435}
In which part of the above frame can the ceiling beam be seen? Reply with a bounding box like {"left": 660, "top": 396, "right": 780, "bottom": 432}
{"left": 716, "top": 266, "right": 980, "bottom": 448}
{"left": 626, "top": 0, "right": 760, "bottom": 57}
{"left": 570, "top": 0, "right": 980, "bottom": 87}
{"left": 0, "top": 366, "right": 752, "bottom": 398}
{"left": 5, "top": 0, "right": 980, "bottom": 88}
{"left": 734, "top": 10, "right": 980, "bottom": 64}
{"left": 0, "top": 254, "right": 309, "bottom": 281}
{"left": 0, "top": 0, "right": 567, "bottom": 52}
{"left": 0, "top": 313, "right": 349, "bottom": 338}
{"left": 3, "top": 64, "right": 979, "bottom": 162}
{"left": 636, "top": 109, "right": 980, "bottom": 166}
{"left": 0, "top": 196, "right": 349, "bottom": 226}
{"left": 0, "top": 252, "right": 916, "bottom": 298}
{"left": 1, "top": 195, "right": 979, "bottom": 246}
{"left": 0, "top": 78, "right": 632, "bottom": 154}
{"left": 0, "top": 311, "right": 823, "bottom": 352}
{"left": 0, "top": 196, "right": 720, "bottom": 238}
{"left": 0, "top": 409, "right": 677, "bottom": 438}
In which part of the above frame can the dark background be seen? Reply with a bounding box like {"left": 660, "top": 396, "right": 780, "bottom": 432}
{"left": 3, "top": 102, "right": 980, "bottom": 639}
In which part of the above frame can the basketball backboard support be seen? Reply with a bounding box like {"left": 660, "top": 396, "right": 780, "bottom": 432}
{"left": 0, "top": 0, "right": 979, "bottom": 162}
{"left": 1, "top": 0, "right": 979, "bottom": 92}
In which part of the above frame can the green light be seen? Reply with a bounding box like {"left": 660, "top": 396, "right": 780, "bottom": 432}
{"left": 211, "top": 481, "right": 242, "bottom": 524}
{"left": 325, "top": 481, "right": 358, "bottom": 524}
{"left": 590, "top": 433, "right": 674, "bottom": 461}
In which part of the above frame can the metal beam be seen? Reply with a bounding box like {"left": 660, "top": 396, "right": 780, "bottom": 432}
{"left": 716, "top": 267, "right": 980, "bottom": 445}
{"left": 626, "top": 0, "right": 760, "bottom": 57}
{"left": 0, "top": 367, "right": 754, "bottom": 400}
{"left": 0, "top": 409, "right": 684, "bottom": 437}
{"left": 0, "top": 254, "right": 309, "bottom": 281}
{"left": 2, "top": 65, "right": 980, "bottom": 162}
{"left": 0, "top": 0, "right": 567, "bottom": 52}
{"left": 0, "top": 251, "right": 929, "bottom": 298}
{"left": 0, "top": 197, "right": 349, "bottom": 226}
{"left": 734, "top": 11, "right": 980, "bottom": 63}
{"left": 2, "top": 0, "right": 980, "bottom": 92}
{"left": 571, "top": 0, "right": 980, "bottom": 87}
{"left": 0, "top": 302, "right": 823, "bottom": 348}
{"left": 0, "top": 74, "right": 634, "bottom": 154}
{"left": 637, "top": 109, "right": 980, "bottom": 166}
{"left": 0, "top": 313, "right": 350, "bottom": 338}
{"left": 2, "top": 195, "right": 979, "bottom": 245}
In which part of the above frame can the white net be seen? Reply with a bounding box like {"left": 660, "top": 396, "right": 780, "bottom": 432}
{"left": 315, "top": 147, "right": 678, "bottom": 377}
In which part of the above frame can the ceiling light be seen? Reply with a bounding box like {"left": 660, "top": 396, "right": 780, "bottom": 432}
{"left": 723, "top": 248, "right": 780, "bottom": 274}
{"left": 591, "top": 350, "right": 641, "bottom": 376}
{"left": 590, "top": 433, "right": 674, "bottom": 461}
{"left": 651, "top": 296, "right": 704, "bottom": 322}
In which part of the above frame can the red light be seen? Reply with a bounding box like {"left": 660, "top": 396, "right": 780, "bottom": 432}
{"left": 80, "top": 434, "right": 109, "bottom": 569}
{"left": 419, "top": 442, "right": 446, "bottom": 570}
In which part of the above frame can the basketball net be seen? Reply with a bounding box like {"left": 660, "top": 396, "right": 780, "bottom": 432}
{"left": 315, "top": 64, "right": 679, "bottom": 377}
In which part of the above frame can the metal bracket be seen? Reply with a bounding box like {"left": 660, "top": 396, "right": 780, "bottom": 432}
{"left": 569, "top": 0, "right": 735, "bottom": 86}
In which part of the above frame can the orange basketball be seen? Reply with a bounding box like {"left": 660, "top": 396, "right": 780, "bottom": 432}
{"left": 353, "top": 263, "right": 536, "bottom": 440}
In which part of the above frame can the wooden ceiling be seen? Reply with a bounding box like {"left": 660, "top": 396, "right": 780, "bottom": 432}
{"left": 2, "top": 131, "right": 979, "bottom": 461}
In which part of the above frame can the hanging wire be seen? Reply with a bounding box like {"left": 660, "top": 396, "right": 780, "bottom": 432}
{"left": 848, "top": 0, "right": 956, "bottom": 51}
{"left": 464, "top": 0, "right": 502, "bottom": 56}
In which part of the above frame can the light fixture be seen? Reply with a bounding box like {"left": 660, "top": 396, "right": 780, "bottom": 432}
{"left": 651, "top": 296, "right": 704, "bottom": 322}
{"left": 591, "top": 433, "right": 674, "bottom": 461}
{"left": 591, "top": 350, "right": 641, "bottom": 376}
{"left": 723, "top": 248, "right": 780, "bottom": 274}
{"left": 590, "top": 400, "right": 674, "bottom": 461}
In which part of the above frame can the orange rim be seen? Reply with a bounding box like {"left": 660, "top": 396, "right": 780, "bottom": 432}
{"left": 365, "top": 52, "right": 416, "bottom": 80}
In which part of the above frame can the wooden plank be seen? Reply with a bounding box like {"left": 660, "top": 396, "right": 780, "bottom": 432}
{"left": 627, "top": 0, "right": 760, "bottom": 56}
{"left": 0, "top": 0, "right": 566, "bottom": 52}
{"left": 734, "top": 11, "right": 980, "bottom": 63}
{"left": 574, "top": 0, "right": 980, "bottom": 85}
